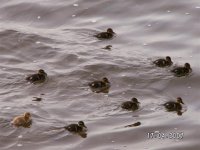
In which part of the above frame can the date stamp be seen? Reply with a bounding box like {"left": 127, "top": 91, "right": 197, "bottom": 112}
{"left": 147, "top": 131, "right": 184, "bottom": 140}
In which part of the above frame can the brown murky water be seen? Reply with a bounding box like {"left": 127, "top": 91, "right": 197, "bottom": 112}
{"left": 0, "top": 0, "right": 200, "bottom": 150}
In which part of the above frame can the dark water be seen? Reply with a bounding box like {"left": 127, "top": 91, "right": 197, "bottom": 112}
{"left": 0, "top": 0, "right": 200, "bottom": 150}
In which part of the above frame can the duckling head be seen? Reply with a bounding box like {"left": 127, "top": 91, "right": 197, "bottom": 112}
{"left": 177, "top": 97, "right": 184, "bottom": 104}
{"left": 185, "top": 63, "right": 191, "bottom": 69}
{"left": 166, "top": 56, "right": 172, "bottom": 63}
{"left": 131, "top": 97, "right": 140, "bottom": 104}
{"left": 24, "top": 112, "right": 31, "bottom": 121}
{"left": 38, "top": 69, "right": 46, "bottom": 74}
{"left": 78, "top": 121, "right": 87, "bottom": 128}
{"left": 107, "top": 28, "right": 114, "bottom": 34}
{"left": 102, "top": 77, "right": 110, "bottom": 83}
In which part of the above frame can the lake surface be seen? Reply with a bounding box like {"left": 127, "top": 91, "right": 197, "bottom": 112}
{"left": 0, "top": 0, "right": 200, "bottom": 150}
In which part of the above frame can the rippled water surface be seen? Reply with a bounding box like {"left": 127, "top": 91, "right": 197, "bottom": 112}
{"left": 0, "top": 0, "right": 200, "bottom": 150}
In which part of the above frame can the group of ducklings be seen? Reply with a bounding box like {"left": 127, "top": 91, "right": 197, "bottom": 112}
{"left": 11, "top": 28, "right": 191, "bottom": 135}
{"left": 153, "top": 56, "right": 192, "bottom": 77}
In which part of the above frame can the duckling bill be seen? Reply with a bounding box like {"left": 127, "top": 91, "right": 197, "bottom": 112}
{"left": 171, "top": 63, "right": 192, "bottom": 77}
{"left": 95, "top": 28, "right": 115, "bottom": 39}
{"left": 26, "top": 69, "right": 47, "bottom": 84}
{"left": 64, "top": 121, "right": 87, "bottom": 133}
{"left": 11, "top": 112, "right": 32, "bottom": 128}
{"left": 121, "top": 97, "right": 140, "bottom": 111}
{"left": 153, "top": 56, "right": 173, "bottom": 67}
{"left": 88, "top": 77, "right": 110, "bottom": 93}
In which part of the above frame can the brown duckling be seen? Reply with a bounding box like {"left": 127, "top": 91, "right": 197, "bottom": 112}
{"left": 121, "top": 97, "right": 140, "bottom": 111}
{"left": 95, "top": 28, "right": 115, "bottom": 39}
{"left": 88, "top": 77, "right": 110, "bottom": 93}
{"left": 64, "top": 121, "right": 87, "bottom": 133}
{"left": 153, "top": 56, "right": 173, "bottom": 67}
{"left": 171, "top": 63, "right": 192, "bottom": 77}
{"left": 124, "top": 122, "right": 141, "bottom": 127}
{"left": 11, "top": 112, "right": 32, "bottom": 128}
{"left": 163, "top": 97, "right": 184, "bottom": 111}
{"left": 26, "top": 69, "right": 47, "bottom": 84}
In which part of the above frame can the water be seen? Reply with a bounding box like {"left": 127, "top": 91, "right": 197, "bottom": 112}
{"left": 0, "top": 0, "right": 200, "bottom": 150}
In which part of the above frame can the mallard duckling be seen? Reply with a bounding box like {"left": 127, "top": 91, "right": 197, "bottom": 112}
{"left": 64, "top": 121, "right": 87, "bottom": 133}
{"left": 11, "top": 112, "right": 32, "bottom": 128}
{"left": 121, "top": 97, "right": 140, "bottom": 111}
{"left": 171, "top": 63, "right": 192, "bottom": 77}
{"left": 103, "top": 45, "right": 112, "bottom": 50}
{"left": 95, "top": 28, "right": 115, "bottom": 39}
{"left": 163, "top": 97, "right": 184, "bottom": 111}
{"left": 26, "top": 69, "right": 47, "bottom": 84}
{"left": 125, "top": 121, "right": 141, "bottom": 127}
{"left": 88, "top": 77, "right": 110, "bottom": 93}
{"left": 153, "top": 56, "right": 173, "bottom": 67}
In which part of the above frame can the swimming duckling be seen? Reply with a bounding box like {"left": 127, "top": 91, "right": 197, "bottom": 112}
{"left": 153, "top": 56, "right": 173, "bottom": 67}
{"left": 103, "top": 45, "right": 112, "bottom": 50}
{"left": 88, "top": 77, "right": 110, "bottom": 93}
{"left": 124, "top": 121, "right": 141, "bottom": 127}
{"left": 171, "top": 63, "right": 191, "bottom": 77}
{"left": 64, "top": 121, "right": 87, "bottom": 133}
{"left": 163, "top": 97, "right": 184, "bottom": 111}
{"left": 121, "top": 97, "right": 140, "bottom": 111}
{"left": 26, "top": 69, "right": 47, "bottom": 84}
{"left": 95, "top": 28, "right": 115, "bottom": 39}
{"left": 11, "top": 112, "right": 32, "bottom": 128}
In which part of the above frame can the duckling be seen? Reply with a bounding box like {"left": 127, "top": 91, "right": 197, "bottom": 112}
{"left": 124, "top": 121, "right": 141, "bottom": 127}
{"left": 11, "top": 112, "right": 32, "bottom": 128}
{"left": 88, "top": 77, "right": 110, "bottom": 93}
{"left": 26, "top": 69, "right": 47, "bottom": 84}
{"left": 171, "top": 63, "right": 192, "bottom": 77}
{"left": 64, "top": 121, "right": 87, "bottom": 133}
{"left": 121, "top": 97, "right": 140, "bottom": 111}
{"left": 153, "top": 56, "right": 173, "bottom": 67}
{"left": 163, "top": 97, "right": 184, "bottom": 111}
{"left": 102, "top": 45, "right": 112, "bottom": 50}
{"left": 95, "top": 28, "right": 115, "bottom": 39}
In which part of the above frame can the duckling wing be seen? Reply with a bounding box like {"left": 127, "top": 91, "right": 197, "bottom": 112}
{"left": 164, "top": 102, "right": 177, "bottom": 110}
{"left": 66, "top": 124, "right": 81, "bottom": 132}
{"left": 153, "top": 59, "right": 167, "bottom": 67}
{"left": 121, "top": 101, "right": 133, "bottom": 109}
{"left": 95, "top": 32, "right": 113, "bottom": 39}
{"left": 88, "top": 81, "right": 104, "bottom": 88}
{"left": 26, "top": 74, "right": 46, "bottom": 83}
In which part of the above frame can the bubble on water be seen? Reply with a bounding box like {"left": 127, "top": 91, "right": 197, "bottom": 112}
{"left": 37, "top": 16, "right": 41, "bottom": 19}
{"left": 167, "top": 10, "right": 171, "bottom": 13}
{"left": 188, "top": 86, "right": 191, "bottom": 89}
{"left": 91, "top": 19, "right": 97, "bottom": 23}
{"left": 73, "top": 3, "right": 79, "bottom": 7}
{"left": 195, "top": 6, "right": 200, "bottom": 9}
{"left": 72, "top": 14, "right": 76, "bottom": 17}
{"left": 17, "top": 144, "right": 23, "bottom": 147}
{"left": 185, "top": 12, "right": 190, "bottom": 15}
{"left": 36, "top": 41, "right": 41, "bottom": 44}
{"left": 5, "top": 107, "right": 11, "bottom": 110}
{"left": 143, "top": 43, "right": 148, "bottom": 46}
{"left": 18, "top": 135, "right": 23, "bottom": 138}
{"left": 111, "top": 140, "right": 115, "bottom": 143}
{"left": 147, "top": 24, "right": 152, "bottom": 27}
